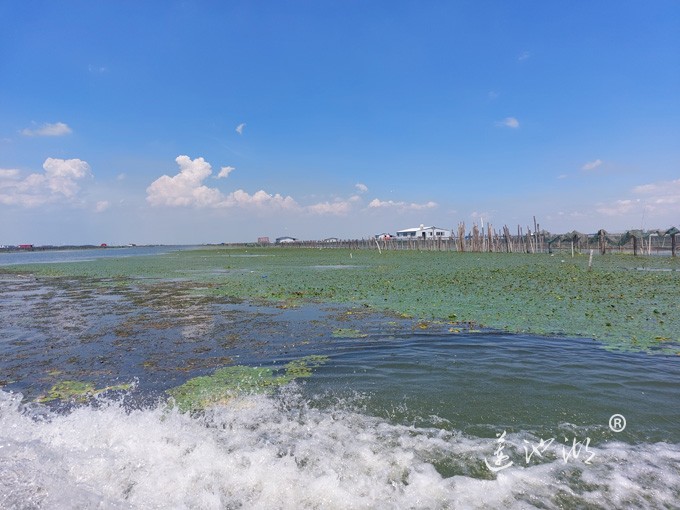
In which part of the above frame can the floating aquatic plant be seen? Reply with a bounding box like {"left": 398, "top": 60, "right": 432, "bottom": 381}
{"left": 332, "top": 328, "right": 368, "bottom": 339}
{"left": 3, "top": 247, "right": 679, "bottom": 351}
{"left": 36, "top": 380, "right": 132, "bottom": 403}
{"left": 284, "top": 355, "right": 329, "bottom": 377}
{"left": 167, "top": 355, "right": 330, "bottom": 412}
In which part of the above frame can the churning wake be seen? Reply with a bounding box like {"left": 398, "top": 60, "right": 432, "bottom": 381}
{"left": 1, "top": 387, "right": 679, "bottom": 509}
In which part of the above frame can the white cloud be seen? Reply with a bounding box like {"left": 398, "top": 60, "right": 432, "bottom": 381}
{"left": 632, "top": 178, "right": 680, "bottom": 211}
{"left": 146, "top": 156, "right": 222, "bottom": 207}
{"left": 355, "top": 183, "right": 368, "bottom": 194}
{"left": 222, "top": 189, "right": 299, "bottom": 210}
{"left": 235, "top": 123, "right": 246, "bottom": 135}
{"left": 368, "top": 198, "right": 438, "bottom": 211}
{"left": 471, "top": 211, "right": 493, "bottom": 222}
{"left": 0, "top": 169, "right": 20, "bottom": 179}
{"left": 488, "top": 91, "right": 499, "bottom": 100}
{"left": 557, "top": 174, "right": 568, "bottom": 179}
{"left": 633, "top": 178, "right": 680, "bottom": 197}
{"left": 21, "top": 122, "right": 72, "bottom": 137}
{"left": 581, "top": 159, "right": 603, "bottom": 171}
{"left": 217, "top": 166, "right": 235, "bottom": 179}
{"left": 95, "top": 200, "right": 110, "bottom": 212}
{"left": 88, "top": 64, "right": 108, "bottom": 74}
{"left": 596, "top": 199, "right": 640, "bottom": 216}
{"left": 116, "top": 173, "right": 127, "bottom": 181}
{"left": 306, "top": 200, "right": 352, "bottom": 215}
{"left": 518, "top": 51, "right": 530, "bottom": 61}
{"left": 146, "top": 155, "right": 298, "bottom": 211}
{"left": 595, "top": 178, "right": 680, "bottom": 218}
{"left": 495, "top": 117, "right": 519, "bottom": 129}
{"left": 0, "top": 158, "right": 91, "bottom": 207}
{"left": 42, "top": 158, "right": 91, "bottom": 197}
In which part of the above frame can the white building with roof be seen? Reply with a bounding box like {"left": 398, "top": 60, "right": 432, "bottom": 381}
{"left": 275, "top": 236, "right": 298, "bottom": 244}
{"left": 396, "top": 225, "right": 451, "bottom": 240}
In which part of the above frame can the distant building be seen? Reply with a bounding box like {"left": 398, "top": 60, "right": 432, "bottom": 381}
{"left": 18, "top": 244, "right": 34, "bottom": 250}
{"left": 323, "top": 237, "right": 340, "bottom": 243}
{"left": 396, "top": 225, "right": 451, "bottom": 240}
{"left": 257, "top": 237, "right": 270, "bottom": 244}
{"left": 275, "top": 236, "right": 297, "bottom": 244}
{"left": 374, "top": 233, "right": 393, "bottom": 240}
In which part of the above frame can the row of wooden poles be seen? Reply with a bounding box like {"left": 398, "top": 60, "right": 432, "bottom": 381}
{"left": 248, "top": 223, "right": 678, "bottom": 257}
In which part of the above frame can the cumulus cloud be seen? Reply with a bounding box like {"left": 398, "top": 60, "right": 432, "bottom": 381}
{"left": 582, "top": 159, "right": 603, "bottom": 171}
{"left": 21, "top": 122, "right": 72, "bottom": 137}
{"left": 42, "top": 158, "right": 91, "bottom": 196}
{"left": 355, "top": 183, "right": 368, "bottom": 194}
{"left": 235, "top": 123, "right": 246, "bottom": 135}
{"left": 222, "top": 189, "right": 298, "bottom": 210}
{"left": 495, "top": 117, "right": 519, "bottom": 129}
{"left": 0, "top": 158, "right": 91, "bottom": 207}
{"left": 146, "top": 155, "right": 381, "bottom": 216}
{"left": 368, "top": 198, "right": 438, "bottom": 211}
{"left": 217, "top": 166, "right": 235, "bottom": 179}
{"left": 146, "top": 155, "right": 298, "bottom": 211}
{"left": 146, "top": 156, "right": 222, "bottom": 207}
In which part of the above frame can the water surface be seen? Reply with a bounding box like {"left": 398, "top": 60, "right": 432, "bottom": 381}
{"left": 1, "top": 254, "right": 678, "bottom": 509}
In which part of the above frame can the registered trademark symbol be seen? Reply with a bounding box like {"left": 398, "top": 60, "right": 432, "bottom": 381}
{"left": 609, "top": 414, "right": 626, "bottom": 433}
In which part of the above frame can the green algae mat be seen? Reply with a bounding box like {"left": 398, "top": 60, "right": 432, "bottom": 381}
{"left": 167, "top": 356, "right": 329, "bottom": 412}
{"left": 3, "top": 247, "right": 679, "bottom": 352}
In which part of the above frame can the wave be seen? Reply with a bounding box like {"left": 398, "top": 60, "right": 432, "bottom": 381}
{"left": 1, "top": 387, "right": 679, "bottom": 509}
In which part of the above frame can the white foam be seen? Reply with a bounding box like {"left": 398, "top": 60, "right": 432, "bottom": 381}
{"left": 1, "top": 388, "right": 679, "bottom": 509}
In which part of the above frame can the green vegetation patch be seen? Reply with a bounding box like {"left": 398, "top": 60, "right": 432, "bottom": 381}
{"left": 167, "top": 355, "right": 330, "bottom": 412}
{"left": 332, "top": 328, "right": 368, "bottom": 338}
{"left": 4, "top": 246, "right": 679, "bottom": 351}
{"left": 284, "top": 355, "right": 330, "bottom": 377}
{"left": 36, "top": 380, "right": 132, "bottom": 403}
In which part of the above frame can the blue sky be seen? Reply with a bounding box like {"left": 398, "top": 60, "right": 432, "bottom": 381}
{"left": 1, "top": 1, "right": 678, "bottom": 245}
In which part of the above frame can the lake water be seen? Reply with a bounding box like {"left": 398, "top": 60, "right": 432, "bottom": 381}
{"left": 1, "top": 251, "right": 679, "bottom": 509}
{"left": 0, "top": 245, "right": 195, "bottom": 266}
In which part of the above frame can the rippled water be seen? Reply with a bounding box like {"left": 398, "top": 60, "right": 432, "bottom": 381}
{"left": 1, "top": 257, "right": 679, "bottom": 509}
